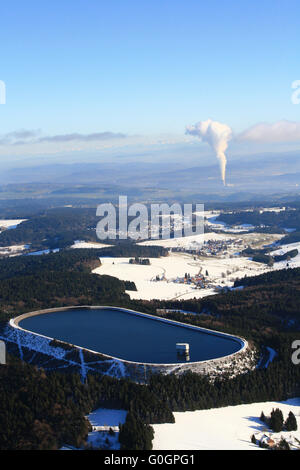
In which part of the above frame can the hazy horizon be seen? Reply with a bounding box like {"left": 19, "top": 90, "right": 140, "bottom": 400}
{"left": 0, "top": 0, "right": 300, "bottom": 182}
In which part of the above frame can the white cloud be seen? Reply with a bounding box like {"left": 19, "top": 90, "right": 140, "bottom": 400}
{"left": 0, "top": 130, "right": 127, "bottom": 146}
{"left": 238, "top": 120, "right": 300, "bottom": 143}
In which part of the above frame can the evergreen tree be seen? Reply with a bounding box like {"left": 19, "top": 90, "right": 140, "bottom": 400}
{"left": 270, "top": 408, "right": 284, "bottom": 433}
{"left": 260, "top": 411, "right": 266, "bottom": 422}
{"left": 119, "top": 412, "right": 154, "bottom": 450}
{"left": 284, "top": 411, "right": 297, "bottom": 431}
{"left": 277, "top": 437, "right": 290, "bottom": 450}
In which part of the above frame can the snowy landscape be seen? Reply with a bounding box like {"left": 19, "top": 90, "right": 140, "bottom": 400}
{"left": 152, "top": 399, "right": 300, "bottom": 450}
{"left": 0, "top": 219, "right": 27, "bottom": 230}
{"left": 270, "top": 241, "right": 300, "bottom": 269}
{"left": 93, "top": 229, "right": 283, "bottom": 301}
{"left": 64, "top": 398, "right": 300, "bottom": 451}
{"left": 1, "top": 209, "right": 300, "bottom": 451}
{"left": 85, "top": 408, "right": 127, "bottom": 450}
{"left": 92, "top": 252, "right": 269, "bottom": 301}
{"left": 71, "top": 240, "right": 112, "bottom": 249}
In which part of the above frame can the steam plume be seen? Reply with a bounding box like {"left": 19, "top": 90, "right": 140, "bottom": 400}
{"left": 186, "top": 119, "right": 232, "bottom": 185}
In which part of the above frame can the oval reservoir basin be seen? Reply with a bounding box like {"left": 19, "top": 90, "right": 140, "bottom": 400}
{"left": 19, "top": 307, "right": 242, "bottom": 364}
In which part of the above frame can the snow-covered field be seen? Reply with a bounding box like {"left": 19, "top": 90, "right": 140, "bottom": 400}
{"left": 87, "top": 408, "right": 127, "bottom": 428}
{"left": 0, "top": 244, "right": 29, "bottom": 256}
{"left": 71, "top": 240, "right": 112, "bottom": 249}
{"left": 26, "top": 248, "right": 60, "bottom": 256}
{"left": 138, "top": 231, "right": 233, "bottom": 249}
{"left": 0, "top": 220, "right": 28, "bottom": 256}
{"left": 204, "top": 210, "right": 255, "bottom": 233}
{"left": 270, "top": 242, "right": 300, "bottom": 269}
{"left": 152, "top": 398, "right": 300, "bottom": 450}
{"left": 86, "top": 408, "right": 127, "bottom": 450}
{"left": 93, "top": 252, "right": 270, "bottom": 301}
{"left": 94, "top": 254, "right": 212, "bottom": 300}
{"left": 259, "top": 207, "right": 287, "bottom": 213}
{"left": 90, "top": 231, "right": 278, "bottom": 300}
{"left": 138, "top": 230, "right": 282, "bottom": 251}
{"left": 0, "top": 219, "right": 26, "bottom": 230}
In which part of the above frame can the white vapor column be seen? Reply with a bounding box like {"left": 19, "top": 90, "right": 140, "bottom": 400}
{"left": 186, "top": 119, "right": 232, "bottom": 185}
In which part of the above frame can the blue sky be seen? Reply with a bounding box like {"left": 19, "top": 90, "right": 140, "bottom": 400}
{"left": 0, "top": 0, "right": 300, "bottom": 163}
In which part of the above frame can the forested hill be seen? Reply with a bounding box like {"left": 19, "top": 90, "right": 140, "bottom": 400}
{"left": 0, "top": 249, "right": 102, "bottom": 279}
{"left": 0, "top": 245, "right": 169, "bottom": 321}
{"left": 0, "top": 206, "right": 170, "bottom": 252}
{"left": 216, "top": 208, "right": 300, "bottom": 231}
{"left": 93, "top": 244, "right": 168, "bottom": 258}
{"left": 0, "top": 208, "right": 100, "bottom": 249}
{"left": 0, "top": 359, "right": 173, "bottom": 450}
{"left": 234, "top": 266, "right": 300, "bottom": 287}
{"left": 0, "top": 272, "right": 136, "bottom": 320}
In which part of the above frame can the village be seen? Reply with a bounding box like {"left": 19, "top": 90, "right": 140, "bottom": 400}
{"left": 170, "top": 237, "right": 243, "bottom": 257}
{"left": 149, "top": 236, "right": 261, "bottom": 293}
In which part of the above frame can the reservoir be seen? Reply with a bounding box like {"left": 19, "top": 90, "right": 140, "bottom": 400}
{"left": 19, "top": 307, "right": 242, "bottom": 364}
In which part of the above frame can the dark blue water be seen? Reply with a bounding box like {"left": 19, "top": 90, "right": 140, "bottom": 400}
{"left": 20, "top": 308, "right": 241, "bottom": 364}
